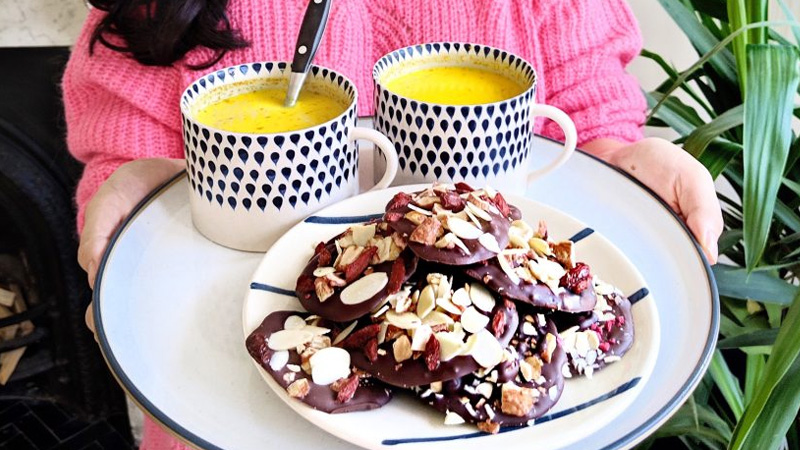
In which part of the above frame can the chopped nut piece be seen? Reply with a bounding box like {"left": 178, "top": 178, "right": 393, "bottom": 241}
{"left": 410, "top": 216, "right": 444, "bottom": 245}
{"left": 335, "top": 374, "right": 360, "bottom": 403}
{"left": 501, "top": 383, "right": 536, "bottom": 417}
{"left": 393, "top": 335, "right": 413, "bottom": 362}
{"left": 535, "top": 220, "right": 548, "bottom": 240}
{"left": 521, "top": 356, "right": 543, "bottom": 382}
{"left": 314, "top": 278, "right": 334, "bottom": 302}
{"left": 404, "top": 210, "right": 429, "bottom": 226}
{"left": 444, "top": 411, "right": 466, "bottom": 425}
{"left": 286, "top": 378, "right": 310, "bottom": 399}
{"left": 336, "top": 245, "right": 364, "bottom": 270}
{"left": 477, "top": 420, "right": 501, "bottom": 434}
{"left": 551, "top": 240, "right": 575, "bottom": 269}
{"left": 543, "top": 333, "right": 557, "bottom": 363}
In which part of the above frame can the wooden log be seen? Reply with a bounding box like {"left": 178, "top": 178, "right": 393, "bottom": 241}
{"left": 0, "top": 287, "right": 14, "bottom": 308}
{"left": 0, "top": 305, "right": 18, "bottom": 341}
{"left": 9, "top": 284, "right": 33, "bottom": 336}
{"left": 0, "top": 347, "right": 25, "bottom": 385}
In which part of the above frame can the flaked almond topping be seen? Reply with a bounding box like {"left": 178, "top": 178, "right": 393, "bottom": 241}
{"left": 478, "top": 233, "right": 502, "bottom": 253}
{"left": 315, "top": 278, "right": 334, "bottom": 303}
{"left": 476, "top": 382, "right": 493, "bottom": 399}
{"left": 451, "top": 287, "right": 472, "bottom": 307}
{"left": 436, "top": 294, "right": 463, "bottom": 316}
{"left": 527, "top": 258, "right": 567, "bottom": 283}
{"left": 283, "top": 315, "right": 307, "bottom": 330}
{"left": 385, "top": 310, "right": 422, "bottom": 329}
{"left": 464, "top": 207, "right": 483, "bottom": 228}
{"left": 444, "top": 411, "right": 466, "bottom": 425}
{"left": 351, "top": 224, "right": 376, "bottom": 247}
{"left": 286, "top": 378, "right": 310, "bottom": 399}
{"left": 268, "top": 329, "right": 315, "bottom": 351}
{"left": 392, "top": 335, "right": 413, "bottom": 362}
{"left": 435, "top": 332, "right": 466, "bottom": 361}
{"left": 309, "top": 347, "right": 351, "bottom": 385}
{"left": 466, "top": 330, "right": 504, "bottom": 368}
{"left": 497, "top": 253, "right": 521, "bottom": 284}
{"left": 332, "top": 320, "right": 359, "bottom": 346}
{"left": 587, "top": 330, "right": 601, "bottom": 351}
{"left": 340, "top": 272, "right": 388, "bottom": 305}
{"left": 594, "top": 280, "right": 616, "bottom": 297}
{"left": 461, "top": 306, "right": 490, "bottom": 334}
{"left": 337, "top": 232, "right": 355, "bottom": 249}
{"left": 312, "top": 266, "right": 336, "bottom": 278}
{"left": 430, "top": 381, "right": 443, "bottom": 393}
{"left": 447, "top": 217, "right": 484, "bottom": 240}
{"left": 469, "top": 283, "right": 496, "bottom": 313}
{"left": 574, "top": 331, "right": 591, "bottom": 356}
{"left": 416, "top": 284, "right": 436, "bottom": 319}
{"left": 543, "top": 333, "right": 557, "bottom": 363}
{"left": 408, "top": 203, "right": 434, "bottom": 216}
{"left": 521, "top": 322, "right": 537, "bottom": 336}
{"left": 466, "top": 201, "right": 492, "bottom": 221}
{"left": 411, "top": 324, "right": 433, "bottom": 351}
{"left": 269, "top": 350, "right": 289, "bottom": 371}
{"left": 336, "top": 246, "right": 364, "bottom": 270}
{"left": 422, "top": 311, "right": 455, "bottom": 327}
{"left": 377, "top": 322, "right": 389, "bottom": 345}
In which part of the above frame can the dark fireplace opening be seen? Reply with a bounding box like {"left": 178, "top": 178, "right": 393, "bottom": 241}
{"left": 0, "top": 47, "right": 134, "bottom": 448}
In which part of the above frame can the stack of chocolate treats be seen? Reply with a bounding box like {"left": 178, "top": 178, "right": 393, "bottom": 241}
{"left": 246, "top": 183, "right": 634, "bottom": 433}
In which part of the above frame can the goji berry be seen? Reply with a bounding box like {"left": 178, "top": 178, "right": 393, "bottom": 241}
{"left": 425, "top": 335, "right": 441, "bottom": 371}
{"left": 345, "top": 246, "right": 378, "bottom": 282}
{"left": 387, "top": 257, "right": 405, "bottom": 294}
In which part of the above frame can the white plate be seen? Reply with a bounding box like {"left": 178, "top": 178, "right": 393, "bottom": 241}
{"left": 94, "top": 136, "right": 718, "bottom": 450}
{"left": 242, "top": 186, "right": 660, "bottom": 449}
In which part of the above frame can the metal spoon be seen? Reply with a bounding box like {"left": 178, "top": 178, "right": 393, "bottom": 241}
{"left": 284, "top": 0, "right": 333, "bottom": 107}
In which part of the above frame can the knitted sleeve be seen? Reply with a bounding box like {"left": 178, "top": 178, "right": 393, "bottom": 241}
{"left": 536, "top": 0, "right": 646, "bottom": 145}
{"left": 62, "top": 10, "right": 184, "bottom": 231}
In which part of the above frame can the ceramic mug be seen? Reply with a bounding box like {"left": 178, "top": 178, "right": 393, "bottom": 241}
{"left": 180, "top": 62, "right": 398, "bottom": 251}
{"left": 372, "top": 42, "right": 576, "bottom": 194}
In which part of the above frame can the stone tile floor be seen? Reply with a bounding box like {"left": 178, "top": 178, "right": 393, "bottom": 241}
{"left": 0, "top": 399, "right": 133, "bottom": 450}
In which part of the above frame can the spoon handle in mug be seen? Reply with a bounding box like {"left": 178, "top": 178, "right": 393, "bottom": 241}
{"left": 290, "top": 0, "right": 332, "bottom": 74}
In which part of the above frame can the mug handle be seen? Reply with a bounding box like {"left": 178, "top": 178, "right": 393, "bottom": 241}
{"left": 351, "top": 127, "right": 399, "bottom": 191}
{"left": 526, "top": 104, "right": 577, "bottom": 185}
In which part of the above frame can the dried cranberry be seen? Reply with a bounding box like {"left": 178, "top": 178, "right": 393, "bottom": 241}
{"left": 598, "top": 342, "right": 611, "bottom": 353}
{"left": 454, "top": 182, "right": 474, "bottom": 193}
{"left": 559, "top": 262, "right": 592, "bottom": 294}
{"left": 364, "top": 338, "right": 379, "bottom": 362}
{"left": 425, "top": 335, "right": 441, "bottom": 371}
{"left": 386, "top": 192, "right": 412, "bottom": 212}
{"left": 245, "top": 332, "right": 270, "bottom": 366}
{"left": 491, "top": 309, "right": 506, "bottom": 338}
{"left": 386, "top": 257, "right": 405, "bottom": 294}
{"left": 344, "top": 246, "right": 378, "bottom": 282}
{"left": 384, "top": 211, "right": 404, "bottom": 222}
{"left": 339, "top": 324, "right": 381, "bottom": 349}
{"left": 437, "top": 190, "right": 465, "bottom": 212}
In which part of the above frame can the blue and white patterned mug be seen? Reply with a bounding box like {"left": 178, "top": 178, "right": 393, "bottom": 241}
{"left": 180, "top": 62, "right": 398, "bottom": 251}
{"left": 373, "top": 43, "right": 576, "bottom": 194}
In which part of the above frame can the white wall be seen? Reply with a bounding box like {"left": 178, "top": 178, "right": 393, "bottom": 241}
{"left": 0, "top": 0, "right": 87, "bottom": 47}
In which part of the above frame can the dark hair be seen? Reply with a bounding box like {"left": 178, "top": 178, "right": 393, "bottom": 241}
{"left": 88, "top": 0, "right": 249, "bottom": 69}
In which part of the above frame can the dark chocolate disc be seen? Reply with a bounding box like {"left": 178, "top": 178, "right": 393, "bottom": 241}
{"left": 552, "top": 291, "right": 634, "bottom": 377}
{"left": 464, "top": 258, "right": 597, "bottom": 312}
{"left": 413, "top": 315, "right": 566, "bottom": 429}
{"left": 383, "top": 187, "right": 512, "bottom": 266}
{"left": 245, "top": 311, "right": 393, "bottom": 413}
{"left": 296, "top": 244, "right": 418, "bottom": 322}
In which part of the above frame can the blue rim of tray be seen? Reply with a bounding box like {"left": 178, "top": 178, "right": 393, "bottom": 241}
{"left": 93, "top": 146, "right": 719, "bottom": 450}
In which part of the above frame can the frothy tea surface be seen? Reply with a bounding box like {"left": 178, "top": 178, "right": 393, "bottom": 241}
{"left": 196, "top": 87, "right": 348, "bottom": 133}
{"left": 383, "top": 66, "right": 526, "bottom": 105}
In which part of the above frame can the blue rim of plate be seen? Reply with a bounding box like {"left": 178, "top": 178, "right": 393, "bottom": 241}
{"left": 93, "top": 146, "right": 719, "bottom": 450}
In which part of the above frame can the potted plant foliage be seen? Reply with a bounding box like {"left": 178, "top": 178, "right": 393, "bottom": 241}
{"left": 638, "top": 1, "right": 800, "bottom": 449}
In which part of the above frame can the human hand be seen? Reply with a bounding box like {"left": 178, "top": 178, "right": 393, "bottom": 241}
{"left": 583, "top": 137, "right": 723, "bottom": 264}
{"left": 78, "top": 158, "right": 184, "bottom": 331}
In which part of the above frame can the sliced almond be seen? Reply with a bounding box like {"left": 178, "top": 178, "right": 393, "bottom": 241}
{"left": 377, "top": 322, "right": 389, "bottom": 344}
{"left": 309, "top": 347, "right": 351, "bottom": 385}
{"left": 529, "top": 238, "right": 552, "bottom": 257}
{"left": 283, "top": 315, "right": 307, "bottom": 330}
{"left": 416, "top": 285, "right": 436, "bottom": 319}
{"left": 478, "top": 233, "right": 502, "bottom": 253}
{"left": 411, "top": 324, "right": 433, "bottom": 351}
{"left": 422, "top": 311, "right": 455, "bottom": 327}
{"left": 460, "top": 306, "right": 490, "bottom": 334}
{"left": 332, "top": 320, "right": 359, "bottom": 346}
{"left": 340, "top": 272, "right": 388, "bottom": 305}
{"left": 337, "top": 246, "right": 364, "bottom": 269}
{"left": 436, "top": 295, "right": 463, "bottom": 316}
{"left": 268, "top": 329, "right": 314, "bottom": 351}
{"left": 476, "top": 382, "right": 493, "bottom": 399}
{"left": 444, "top": 411, "right": 466, "bottom": 425}
{"left": 435, "top": 332, "right": 466, "bottom": 361}
{"left": 408, "top": 203, "right": 433, "bottom": 215}
{"left": 521, "top": 322, "right": 537, "bottom": 336}
{"left": 469, "top": 283, "right": 495, "bottom": 313}
{"left": 312, "top": 266, "right": 336, "bottom": 277}
{"left": 447, "top": 217, "right": 484, "bottom": 240}
{"left": 437, "top": 276, "right": 452, "bottom": 300}
{"left": 497, "top": 253, "right": 521, "bottom": 284}
{"left": 451, "top": 287, "right": 472, "bottom": 307}
{"left": 269, "top": 350, "right": 289, "bottom": 371}
{"left": 430, "top": 381, "right": 443, "bottom": 393}
{"left": 466, "top": 201, "right": 492, "bottom": 221}
{"left": 449, "top": 234, "right": 471, "bottom": 255}
{"left": 466, "top": 330, "right": 503, "bottom": 368}
{"left": 351, "top": 224, "right": 377, "bottom": 247}
{"left": 385, "top": 310, "right": 422, "bottom": 329}
{"left": 543, "top": 333, "right": 557, "bottom": 363}
{"left": 574, "top": 331, "right": 590, "bottom": 357}
{"left": 464, "top": 207, "right": 483, "bottom": 228}
{"left": 393, "top": 335, "right": 413, "bottom": 362}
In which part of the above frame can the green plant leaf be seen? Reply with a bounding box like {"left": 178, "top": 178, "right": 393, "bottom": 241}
{"left": 709, "top": 350, "right": 745, "bottom": 420}
{"left": 700, "top": 140, "right": 743, "bottom": 178}
{"left": 658, "top": 0, "right": 739, "bottom": 84}
{"left": 776, "top": 0, "right": 800, "bottom": 46}
{"left": 728, "top": 0, "right": 749, "bottom": 97}
{"left": 718, "top": 328, "right": 779, "bottom": 348}
{"left": 713, "top": 264, "right": 799, "bottom": 304}
{"left": 744, "top": 354, "right": 765, "bottom": 406}
{"left": 646, "top": 91, "right": 704, "bottom": 136}
{"left": 775, "top": 199, "right": 800, "bottom": 232}
{"left": 729, "top": 291, "right": 800, "bottom": 450}
{"left": 742, "top": 44, "right": 800, "bottom": 271}
{"left": 784, "top": 177, "right": 800, "bottom": 197}
{"left": 746, "top": 0, "right": 769, "bottom": 44}
{"left": 718, "top": 228, "right": 743, "bottom": 254}
{"left": 685, "top": 105, "right": 744, "bottom": 158}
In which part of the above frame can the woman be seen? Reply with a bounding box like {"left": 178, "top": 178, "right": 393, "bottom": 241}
{"left": 64, "top": 1, "right": 722, "bottom": 448}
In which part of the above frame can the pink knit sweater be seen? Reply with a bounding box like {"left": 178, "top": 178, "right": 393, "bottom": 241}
{"left": 64, "top": 0, "right": 645, "bottom": 232}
